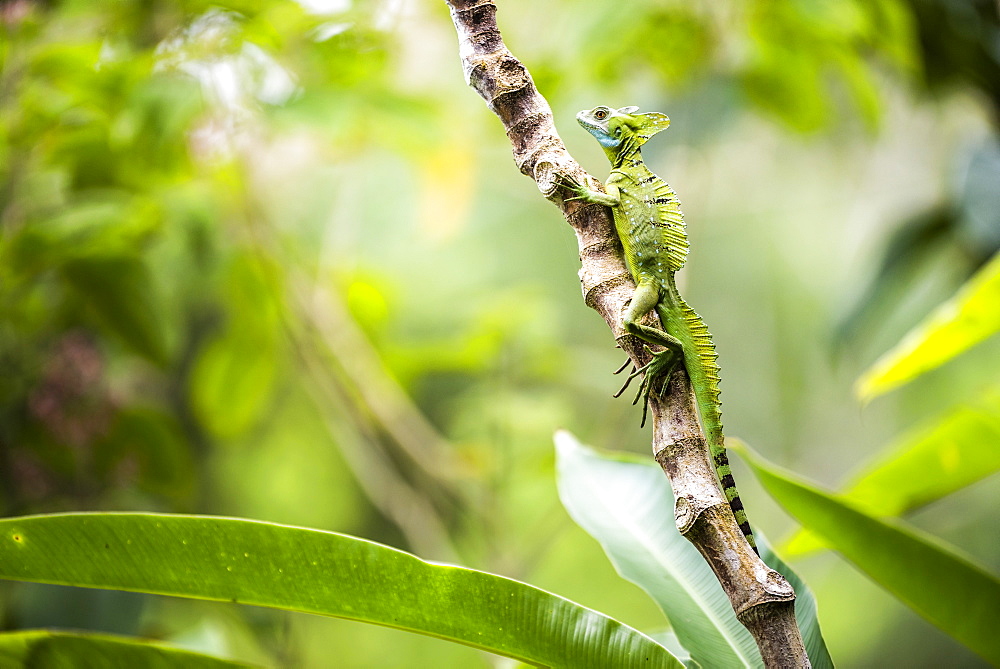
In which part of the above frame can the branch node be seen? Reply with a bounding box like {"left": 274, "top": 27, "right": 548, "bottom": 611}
{"left": 674, "top": 495, "right": 697, "bottom": 533}
{"left": 583, "top": 272, "right": 631, "bottom": 310}
{"left": 578, "top": 237, "right": 619, "bottom": 259}
{"left": 758, "top": 563, "right": 796, "bottom": 599}
{"left": 533, "top": 159, "right": 559, "bottom": 196}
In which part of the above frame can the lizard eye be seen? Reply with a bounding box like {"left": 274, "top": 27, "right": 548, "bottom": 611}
{"left": 594, "top": 109, "right": 608, "bottom": 120}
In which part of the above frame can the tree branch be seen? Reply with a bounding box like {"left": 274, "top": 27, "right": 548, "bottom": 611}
{"left": 445, "top": 1, "right": 810, "bottom": 666}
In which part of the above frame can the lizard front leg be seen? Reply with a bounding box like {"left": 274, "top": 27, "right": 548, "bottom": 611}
{"left": 615, "top": 280, "right": 684, "bottom": 427}
{"left": 560, "top": 174, "right": 620, "bottom": 207}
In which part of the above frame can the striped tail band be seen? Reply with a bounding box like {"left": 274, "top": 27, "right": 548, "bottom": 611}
{"left": 714, "top": 449, "right": 758, "bottom": 555}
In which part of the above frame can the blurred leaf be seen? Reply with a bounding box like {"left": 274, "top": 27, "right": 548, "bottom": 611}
{"left": 190, "top": 256, "right": 282, "bottom": 439}
{"left": 834, "top": 206, "right": 955, "bottom": 349}
{"left": 9, "top": 194, "right": 163, "bottom": 277}
{"left": 345, "top": 277, "right": 390, "bottom": 328}
{"left": 784, "top": 393, "right": 1000, "bottom": 556}
{"left": 832, "top": 50, "right": 881, "bottom": 130}
{"left": 61, "top": 256, "right": 169, "bottom": 365}
{"left": 591, "top": 8, "right": 716, "bottom": 90}
{"left": 0, "top": 630, "right": 253, "bottom": 668}
{"left": 578, "top": 0, "right": 916, "bottom": 131}
{"left": 742, "top": 43, "right": 828, "bottom": 132}
{"left": 190, "top": 333, "right": 278, "bottom": 439}
{"left": 957, "top": 139, "right": 1000, "bottom": 252}
{"left": 741, "top": 0, "right": 916, "bottom": 131}
{"left": 95, "top": 408, "right": 196, "bottom": 503}
{"left": 867, "top": 0, "right": 920, "bottom": 71}
{"left": 642, "top": 11, "right": 716, "bottom": 88}
{"left": 735, "top": 441, "right": 1000, "bottom": 664}
{"left": 0, "top": 513, "right": 681, "bottom": 669}
{"left": 856, "top": 250, "right": 1000, "bottom": 400}
{"left": 908, "top": 0, "right": 1000, "bottom": 103}
{"left": 10, "top": 583, "right": 145, "bottom": 638}
{"left": 112, "top": 74, "right": 203, "bottom": 182}
{"left": 555, "top": 431, "right": 833, "bottom": 669}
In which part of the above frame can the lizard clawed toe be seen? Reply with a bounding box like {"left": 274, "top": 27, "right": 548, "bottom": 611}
{"left": 612, "top": 373, "right": 636, "bottom": 398}
{"left": 557, "top": 174, "right": 585, "bottom": 200}
{"left": 630, "top": 347, "right": 680, "bottom": 426}
{"left": 613, "top": 352, "right": 654, "bottom": 398}
{"left": 612, "top": 347, "right": 678, "bottom": 425}
{"left": 613, "top": 358, "right": 633, "bottom": 375}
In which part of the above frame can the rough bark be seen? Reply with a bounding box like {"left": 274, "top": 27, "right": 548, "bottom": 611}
{"left": 445, "top": 1, "right": 810, "bottom": 666}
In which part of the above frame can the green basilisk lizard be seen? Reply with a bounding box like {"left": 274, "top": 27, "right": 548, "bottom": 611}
{"left": 563, "top": 105, "right": 757, "bottom": 554}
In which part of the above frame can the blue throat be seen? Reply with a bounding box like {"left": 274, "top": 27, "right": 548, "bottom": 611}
{"left": 587, "top": 127, "right": 620, "bottom": 148}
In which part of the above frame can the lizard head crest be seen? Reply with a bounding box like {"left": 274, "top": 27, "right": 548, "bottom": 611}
{"left": 576, "top": 106, "right": 671, "bottom": 153}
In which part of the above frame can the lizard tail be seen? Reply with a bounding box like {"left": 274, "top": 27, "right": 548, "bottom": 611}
{"left": 713, "top": 446, "right": 758, "bottom": 555}
{"left": 659, "top": 277, "right": 758, "bottom": 555}
{"left": 670, "top": 289, "right": 759, "bottom": 555}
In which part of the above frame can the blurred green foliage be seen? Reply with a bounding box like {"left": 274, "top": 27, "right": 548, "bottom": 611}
{"left": 1, "top": 0, "right": 999, "bottom": 666}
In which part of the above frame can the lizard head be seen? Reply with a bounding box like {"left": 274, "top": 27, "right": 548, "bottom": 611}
{"left": 576, "top": 106, "right": 671, "bottom": 154}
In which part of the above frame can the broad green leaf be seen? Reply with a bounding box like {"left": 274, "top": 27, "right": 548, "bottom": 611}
{"left": 856, "top": 251, "right": 1000, "bottom": 400}
{"left": 0, "top": 630, "right": 253, "bottom": 669}
{"left": 61, "top": 256, "right": 169, "bottom": 365}
{"left": 0, "top": 513, "right": 680, "bottom": 669}
{"left": 647, "top": 629, "right": 695, "bottom": 669}
{"left": 554, "top": 431, "right": 833, "bottom": 669}
{"left": 735, "top": 442, "right": 1000, "bottom": 664}
{"left": 784, "top": 395, "right": 1000, "bottom": 556}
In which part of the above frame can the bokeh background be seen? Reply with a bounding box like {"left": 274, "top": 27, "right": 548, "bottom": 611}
{"left": 2, "top": 0, "right": 999, "bottom": 666}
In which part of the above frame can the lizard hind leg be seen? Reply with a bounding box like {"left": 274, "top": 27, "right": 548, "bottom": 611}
{"left": 617, "top": 281, "right": 686, "bottom": 427}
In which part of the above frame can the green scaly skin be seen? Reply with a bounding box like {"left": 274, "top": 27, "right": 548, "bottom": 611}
{"left": 565, "top": 105, "right": 757, "bottom": 555}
